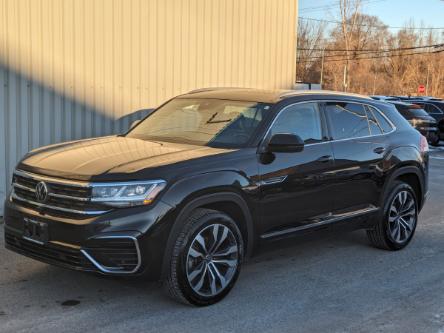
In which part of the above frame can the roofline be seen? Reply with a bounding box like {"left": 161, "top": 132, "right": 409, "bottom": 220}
{"left": 187, "top": 87, "right": 250, "bottom": 94}
{"left": 279, "top": 89, "right": 372, "bottom": 100}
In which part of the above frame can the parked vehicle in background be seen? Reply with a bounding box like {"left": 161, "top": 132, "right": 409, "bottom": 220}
{"left": 398, "top": 96, "right": 443, "bottom": 102}
{"left": 4, "top": 88, "right": 429, "bottom": 306}
{"left": 387, "top": 101, "right": 440, "bottom": 146}
{"left": 370, "top": 95, "right": 401, "bottom": 101}
{"left": 406, "top": 99, "right": 444, "bottom": 143}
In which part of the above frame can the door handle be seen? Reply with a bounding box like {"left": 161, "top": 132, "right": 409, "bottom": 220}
{"left": 373, "top": 147, "right": 386, "bottom": 154}
{"left": 317, "top": 155, "right": 333, "bottom": 163}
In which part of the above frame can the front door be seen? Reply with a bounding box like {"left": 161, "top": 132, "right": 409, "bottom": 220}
{"left": 258, "top": 102, "right": 335, "bottom": 236}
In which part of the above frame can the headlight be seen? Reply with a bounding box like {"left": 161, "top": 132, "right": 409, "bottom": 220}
{"left": 91, "top": 180, "right": 166, "bottom": 207}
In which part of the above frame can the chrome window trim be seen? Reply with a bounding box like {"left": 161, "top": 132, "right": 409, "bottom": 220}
{"left": 80, "top": 235, "right": 142, "bottom": 274}
{"left": 365, "top": 105, "right": 397, "bottom": 134}
{"left": 260, "top": 100, "right": 396, "bottom": 150}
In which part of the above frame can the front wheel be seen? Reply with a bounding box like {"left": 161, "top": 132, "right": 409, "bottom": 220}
{"left": 164, "top": 208, "right": 244, "bottom": 306}
{"left": 367, "top": 181, "right": 418, "bottom": 251}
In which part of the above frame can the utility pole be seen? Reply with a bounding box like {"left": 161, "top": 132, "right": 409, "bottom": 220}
{"left": 343, "top": 64, "right": 348, "bottom": 92}
{"left": 426, "top": 46, "right": 430, "bottom": 96}
{"left": 372, "top": 58, "right": 377, "bottom": 95}
{"left": 320, "top": 47, "right": 325, "bottom": 88}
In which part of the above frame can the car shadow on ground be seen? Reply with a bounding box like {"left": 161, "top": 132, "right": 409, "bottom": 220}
{"left": 2, "top": 228, "right": 371, "bottom": 308}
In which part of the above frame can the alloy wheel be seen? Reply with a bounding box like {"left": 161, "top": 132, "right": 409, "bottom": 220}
{"left": 186, "top": 224, "right": 239, "bottom": 297}
{"left": 388, "top": 190, "right": 417, "bottom": 243}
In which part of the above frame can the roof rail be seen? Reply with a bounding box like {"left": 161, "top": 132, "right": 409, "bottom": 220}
{"left": 279, "top": 90, "right": 371, "bottom": 100}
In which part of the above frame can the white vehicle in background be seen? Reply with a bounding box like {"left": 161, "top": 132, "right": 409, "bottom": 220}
{"left": 293, "top": 82, "right": 322, "bottom": 90}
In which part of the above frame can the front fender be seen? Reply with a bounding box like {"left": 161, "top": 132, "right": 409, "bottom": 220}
{"left": 158, "top": 171, "right": 258, "bottom": 279}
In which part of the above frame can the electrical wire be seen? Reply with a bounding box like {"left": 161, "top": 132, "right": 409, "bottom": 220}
{"left": 299, "top": 0, "right": 386, "bottom": 13}
{"left": 298, "top": 44, "right": 444, "bottom": 54}
{"left": 299, "top": 45, "right": 444, "bottom": 52}
{"left": 299, "top": 16, "right": 444, "bottom": 30}
{"left": 297, "top": 49, "right": 444, "bottom": 63}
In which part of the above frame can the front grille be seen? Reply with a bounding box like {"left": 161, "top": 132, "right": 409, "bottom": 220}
{"left": 5, "top": 232, "right": 95, "bottom": 271}
{"left": 11, "top": 170, "right": 110, "bottom": 218}
{"left": 82, "top": 237, "right": 141, "bottom": 273}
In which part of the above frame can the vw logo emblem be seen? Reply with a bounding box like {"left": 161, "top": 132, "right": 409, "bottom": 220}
{"left": 35, "top": 181, "right": 48, "bottom": 202}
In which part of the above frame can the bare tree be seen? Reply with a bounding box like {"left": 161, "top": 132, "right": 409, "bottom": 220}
{"left": 339, "top": 0, "right": 361, "bottom": 91}
{"left": 295, "top": 1, "right": 444, "bottom": 98}
{"left": 296, "top": 19, "right": 325, "bottom": 83}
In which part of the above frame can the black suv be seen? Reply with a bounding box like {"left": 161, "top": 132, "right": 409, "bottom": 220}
{"left": 407, "top": 99, "right": 444, "bottom": 142}
{"left": 387, "top": 101, "right": 440, "bottom": 145}
{"left": 4, "top": 89, "right": 429, "bottom": 306}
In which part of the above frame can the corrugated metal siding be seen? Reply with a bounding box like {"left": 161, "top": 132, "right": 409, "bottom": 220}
{"left": 0, "top": 0, "right": 298, "bottom": 214}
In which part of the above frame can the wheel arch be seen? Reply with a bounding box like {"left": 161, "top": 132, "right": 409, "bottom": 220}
{"left": 382, "top": 166, "right": 425, "bottom": 211}
{"left": 160, "top": 192, "right": 255, "bottom": 280}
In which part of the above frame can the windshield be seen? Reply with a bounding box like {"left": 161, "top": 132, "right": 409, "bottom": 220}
{"left": 126, "top": 98, "right": 272, "bottom": 147}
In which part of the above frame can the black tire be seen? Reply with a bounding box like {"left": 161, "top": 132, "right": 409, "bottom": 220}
{"left": 429, "top": 133, "right": 440, "bottom": 147}
{"left": 367, "top": 181, "right": 418, "bottom": 251}
{"left": 163, "top": 208, "right": 244, "bottom": 306}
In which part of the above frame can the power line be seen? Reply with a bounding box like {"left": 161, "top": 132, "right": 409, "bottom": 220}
{"left": 299, "top": 0, "right": 386, "bottom": 13}
{"left": 299, "top": 16, "right": 444, "bottom": 30}
{"left": 297, "top": 49, "right": 444, "bottom": 63}
{"left": 297, "top": 43, "right": 444, "bottom": 54}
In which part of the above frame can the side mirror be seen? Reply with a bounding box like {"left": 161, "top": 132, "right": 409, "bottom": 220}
{"left": 129, "top": 119, "right": 141, "bottom": 130}
{"left": 267, "top": 133, "right": 304, "bottom": 153}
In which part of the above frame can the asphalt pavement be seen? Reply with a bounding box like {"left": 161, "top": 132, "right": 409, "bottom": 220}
{"left": 1, "top": 146, "right": 444, "bottom": 333}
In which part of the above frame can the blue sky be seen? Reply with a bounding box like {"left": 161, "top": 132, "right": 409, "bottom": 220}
{"left": 299, "top": 0, "right": 444, "bottom": 30}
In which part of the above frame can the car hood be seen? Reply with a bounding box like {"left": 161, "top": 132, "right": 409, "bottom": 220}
{"left": 18, "top": 136, "right": 234, "bottom": 181}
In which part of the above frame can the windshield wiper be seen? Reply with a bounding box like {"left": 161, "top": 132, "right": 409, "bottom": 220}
{"left": 206, "top": 119, "right": 232, "bottom": 124}
{"left": 206, "top": 112, "right": 232, "bottom": 124}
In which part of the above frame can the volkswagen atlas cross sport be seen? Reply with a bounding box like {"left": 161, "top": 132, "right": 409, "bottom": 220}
{"left": 4, "top": 88, "right": 429, "bottom": 306}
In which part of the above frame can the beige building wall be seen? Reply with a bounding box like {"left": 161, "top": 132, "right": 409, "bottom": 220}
{"left": 0, "top": 0, "right": 298, "bottom": 214}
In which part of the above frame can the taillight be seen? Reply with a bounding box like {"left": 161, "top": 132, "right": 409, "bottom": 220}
{"left": 420, "top": 135, "right": 429, "bottom": 153}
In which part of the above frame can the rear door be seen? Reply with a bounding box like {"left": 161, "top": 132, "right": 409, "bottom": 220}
{"left": 323, "top": 101, "right": 392, "bottom": 214}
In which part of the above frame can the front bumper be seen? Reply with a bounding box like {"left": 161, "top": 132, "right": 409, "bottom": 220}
{"left": 3, "top": 196, "right": 174, "bottom": 279}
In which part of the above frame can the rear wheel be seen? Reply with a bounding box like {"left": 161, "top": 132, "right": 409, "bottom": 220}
{"left": 164, "top": 208, "right": 244, "bottom": 306}
{"left": 367, "top": 181, "right": 418, "bottom": 250}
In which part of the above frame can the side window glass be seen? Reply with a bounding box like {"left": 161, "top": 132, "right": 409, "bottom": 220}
{"left": 366, "top": 107, "right": 383, "bottom": 135}
{"left": 367, "top": 106, "right": 393, "bottom": 133}
{"left": 325, "top": 102, "right": 370, "bottom": 140}
{"left": 427, "top": 104, "right": 443, "bottom": 114}
{"left": 270, "top": 103, "right": 323, "bottom": 144}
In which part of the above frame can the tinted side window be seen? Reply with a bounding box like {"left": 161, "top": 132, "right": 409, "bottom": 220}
{"left": 325, "top": 102, "right": 370, "bottom": 140}
{"left": 367, "top": 106, "right": 393, "bottom": 133}
{"left": 270, "top": 102, "right": 323, "bottom": 143}
{"left": 426, "top": 104, "right": 443, "bottom": 114}
{"left": 366, "top": 107, "right": 383, "bottom": 135}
